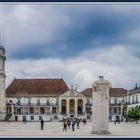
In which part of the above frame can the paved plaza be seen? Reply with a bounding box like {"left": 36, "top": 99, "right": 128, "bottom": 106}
{"left": 0, "top": 122, "right": 140, "bottom": 137}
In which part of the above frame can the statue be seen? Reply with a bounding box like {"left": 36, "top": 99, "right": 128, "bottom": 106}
{"left": 91, "top": 76, "right": 112, "bottom": 134}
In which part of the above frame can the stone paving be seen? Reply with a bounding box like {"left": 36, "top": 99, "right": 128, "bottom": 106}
{"left": 0, "top": 122, "right": 140, "bottom": 137}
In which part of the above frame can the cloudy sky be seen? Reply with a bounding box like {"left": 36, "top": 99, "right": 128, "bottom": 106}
{"left": 0, "top": 4, "right": 140, "bottom": 91}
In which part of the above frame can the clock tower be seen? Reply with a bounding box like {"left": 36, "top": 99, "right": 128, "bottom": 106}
{"left": 0, "top": 38, "right": 6, "bottom": 120}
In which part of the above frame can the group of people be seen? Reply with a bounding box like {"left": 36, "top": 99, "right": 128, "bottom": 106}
{"left": 63, "top": 118, "right": 87, "bottom": 131}
{"left": 23, "top": 117, "right": 87, "bottom": 131}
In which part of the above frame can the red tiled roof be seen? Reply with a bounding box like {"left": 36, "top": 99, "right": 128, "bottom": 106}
{"left": 110, "top": 88, "right": 127, "bottom": 97}
{"left": 81, "top": 88, "right": 127, "bottom": 97}
{"left": 81, "top": 88, "right": 92, "bottom": 97}
{"left": 6, "top": 78, "right": 69, "bottom": 96}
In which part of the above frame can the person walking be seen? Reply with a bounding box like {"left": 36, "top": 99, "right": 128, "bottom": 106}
{"left": 72, "top": 119, "right": 76, "bottom": 131}
{"left": 67, "top": 119, "right": 71, "bottom": 129}
{"left": 63, "top": 119, "right": 67, "bottom": 131}
{"left": 40, "top": 118, "right": 44, "bottom": 130}
{"left": 76, "top": 119, "right": 80, "bottom": 129}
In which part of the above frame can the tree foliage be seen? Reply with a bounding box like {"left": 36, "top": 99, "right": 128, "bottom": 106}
{"left": 128, "top": 105, "right": 140, "bottom": 123}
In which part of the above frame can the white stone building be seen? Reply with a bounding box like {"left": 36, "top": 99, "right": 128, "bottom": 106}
{"left": 0, "top": 43, "right": 139, "bottom": 122}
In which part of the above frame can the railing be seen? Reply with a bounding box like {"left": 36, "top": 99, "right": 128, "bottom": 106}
{"left": 85, "top": 103, "right": 92, "bottom": 106}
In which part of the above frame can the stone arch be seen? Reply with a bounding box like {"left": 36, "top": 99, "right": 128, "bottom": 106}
{"left": 40, "top": 107, "right": 45, "bottom": 114}
{"left": 29, "top": 107, "right": 34, "bottom": 114}
{"left": 78, "top": 99, "right": 83, "bottom": 114}
{"left": 61, "top": 99, "right": 67, "bottom": 114}
{"left": 69, "top": 99, "right": 75, "bottom": 114}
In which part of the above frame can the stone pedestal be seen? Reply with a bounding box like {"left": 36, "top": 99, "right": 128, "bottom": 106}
{"left": 91, "top": 76, "right": 112, "bottom": 134}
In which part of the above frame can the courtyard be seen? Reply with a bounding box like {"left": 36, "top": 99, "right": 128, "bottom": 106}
{"left": 0, "top": 122, "right": 140, "bottom": 137}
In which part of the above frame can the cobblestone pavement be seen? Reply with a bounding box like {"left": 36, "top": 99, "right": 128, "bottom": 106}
{"left": 0, "top": 122, "right": 140, "bottom": 137}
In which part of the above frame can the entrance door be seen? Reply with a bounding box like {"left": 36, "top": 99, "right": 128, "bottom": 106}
{"left": 78, "top": 106, "right": 82, "bottom": 114}
{"left": 15, "top": 116, "right": 18, "bottom": 121}
{"left": 62, "top": 106, "right": 66, "bottom": 114}
{"left": 61, "top": 99, "right": 67, "bottom": 114}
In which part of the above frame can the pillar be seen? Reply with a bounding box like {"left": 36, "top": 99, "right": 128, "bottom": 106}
{"left": 83, "top": 98, "right": 86, "bottom": 114}
{"left": 67, "top": 99, "right": 69, "bottom": 115}
{"left": 75, "top": 99, "right": 77, "bottom": 115}
{"left": 91, "top": 76, "right": 112, "bottom": 134}
{"left": 59, "top": 98, "right": 61, "bottom": 114}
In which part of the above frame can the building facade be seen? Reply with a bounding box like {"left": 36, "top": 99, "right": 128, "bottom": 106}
{"left": 5, "top": 77, "right": 140, "bottom": 122}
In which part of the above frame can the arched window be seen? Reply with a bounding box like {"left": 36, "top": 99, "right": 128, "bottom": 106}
{"left": 61, "top": 99, "right": 67, "bottom": 114}
{"left": 29, "top": 107, "right": 34, "bottom": 114}
{"left": 40, "top": 107, "right": 45, "bottom": 114}
{"left": 78, "top": 99, "right": 83, "bottom": 114}
{"left": 69, "top": 99, "right": 75, "bottom": 114}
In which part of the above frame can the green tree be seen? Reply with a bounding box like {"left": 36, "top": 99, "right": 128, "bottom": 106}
{"left": 128, "top": 106, "right": 140, "bottom": 123}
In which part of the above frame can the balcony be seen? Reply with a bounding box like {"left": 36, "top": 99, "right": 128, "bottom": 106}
{"left": 85, "top": 102, "right": 92, "bottom": 106}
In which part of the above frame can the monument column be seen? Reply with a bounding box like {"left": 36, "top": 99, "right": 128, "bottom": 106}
{"left": 0, "top": 44, "right": 6, "bottom": 121}
{"left": 91, "top": 76, "right": 112, "bottom": 134}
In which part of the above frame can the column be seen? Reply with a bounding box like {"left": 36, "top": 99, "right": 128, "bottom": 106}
{"left": 59, "top": 98, "right": 61, "bottom": 114}
{"left": 83, "top": 98, "right": 86, "bottom": 114}
{"left": 75, "top": 99, "right": 77, "bottom": 115}
{"left": 67, "top": 99, "right": 69, "bottom": 115}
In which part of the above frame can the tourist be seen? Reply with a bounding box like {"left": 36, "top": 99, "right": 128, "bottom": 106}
{"left": 72, "top": 119, "right": 76, "bottom": 131}
{"left": 76, "top": 119, "right": 80, "bottom": 129}
{"left": 40, "top": 118, "right": 44, "bottom": 130}
{"left": 63, "top": 119, "right": 67, "bottom": 131}
{"left": 24, "top": 117, "right": 27, "bottom": 123}
{"left": 67, "top": 119, "right": 71, "bottom": 129}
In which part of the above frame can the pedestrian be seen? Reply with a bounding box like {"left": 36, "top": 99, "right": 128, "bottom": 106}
{"left": 63, "top": 119, "right": 67, "bottom": 131}
{"left": 114, "top": 119, "right": 116, "bottom": 124}
{"left": 40, "top": 118, "right": 44, "bottom": 130}
{"left": 24, "top": 117, "right": 27, "bottom": 123}
{"left": 118, "top": 118, "right": 120, "bottom": 124}
{"left": 67, "top": 119, "right": 71, "bottom": 129}
{"left": 72, "top": 119, "right": 76, "bottom": 131}
{"left": 76, "top": 119, "right": 80, "bottom": 129}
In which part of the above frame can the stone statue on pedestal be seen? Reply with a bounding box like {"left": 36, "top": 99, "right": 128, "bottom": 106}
{"left": 91, "top": 76, "right": 112, "bottom": 134}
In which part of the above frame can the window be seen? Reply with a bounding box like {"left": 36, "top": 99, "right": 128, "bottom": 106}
{"left": 31, "top": 116, "right": 34, "bottom": 120}
{"left": 52, "top": 107, "right": 56, "bottom": 113}
{"left": 29, "top": 107, "right": 34, "bottom": 114}
{"left": 40, "top": 107, "right": 45, "bottom": 114}
{"left": 54, "top": 115, "right": 57, "bottom": 119}
{"left": 87, "top": 116, "right": 90, "bottom": 120}
{"left": 86, "top": 107, "right": 91, "bottom": 114}
{"left": 39, "top": 116, "right": 42, "bottom": 120}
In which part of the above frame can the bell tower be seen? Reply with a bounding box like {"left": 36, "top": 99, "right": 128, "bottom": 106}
{"left": 0, "top": 36, "right": 6, "bottom": 120}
